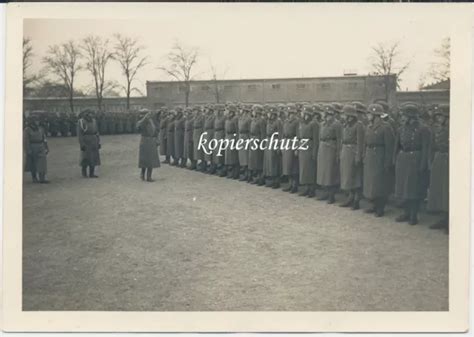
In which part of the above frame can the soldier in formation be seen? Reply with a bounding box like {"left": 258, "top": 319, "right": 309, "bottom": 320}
{"left": 24, "top": 100, "right": 450, "bottom": 234}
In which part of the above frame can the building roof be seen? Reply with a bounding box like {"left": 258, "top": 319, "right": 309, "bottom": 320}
{"left": 146, "top": 74, "right": 396, "bottom": 85}
{"left": 421, "top": 79, "right": 450, "bottom": 91}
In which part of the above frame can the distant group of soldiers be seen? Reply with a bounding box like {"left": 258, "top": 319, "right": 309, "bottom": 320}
{"left": 156, "top": 101, "right": 449, "bottom": 233}
{"left": 23, "top": 100, "right": 449, "bottom": 234}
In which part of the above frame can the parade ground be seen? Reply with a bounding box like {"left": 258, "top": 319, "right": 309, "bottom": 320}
{"left": 23, "top": 135, "right": 448, "bottom": 311}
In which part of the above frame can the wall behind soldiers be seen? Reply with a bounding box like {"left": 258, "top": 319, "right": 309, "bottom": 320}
{"left": 146, "top": 75, "right": 398, "bottom": 107}
{"left": 23, "top": 96, "right": 149, "bottom": 115}
{"left": 396, "top": 90, "right": 449, "bottom": 106}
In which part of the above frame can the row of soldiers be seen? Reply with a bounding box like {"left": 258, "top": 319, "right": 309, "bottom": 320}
{"left": 25, "top": 111, "right": 141, "bottom": 137}
{"left": 157, "top": 101, "right": 449, "bottom": 233}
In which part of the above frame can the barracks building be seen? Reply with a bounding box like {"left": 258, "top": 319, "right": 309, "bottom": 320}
{"left": 146, "top": 74, "right": 398, "bottom": 108}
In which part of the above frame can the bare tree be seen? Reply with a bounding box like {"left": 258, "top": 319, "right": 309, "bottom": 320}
{"left": 369, "top": 41, "right": 410, "bottom": 99}
{"left": 209, "top": 60, "right": 229, "bottom": 103}
{"left": 113, "top": 34, "right": 148, "bottom": 110}
{"left": 23, "top": 37, "right": 42, "bottom": 96}
{"left": 82, "top": 35, "right": 115, "bottom": 112}
{"left": 420, "top": 37, "right": 450, "bottom": 88}
{"left": 158, "top": 41, "right": 199, "bottom": 107}
{"left": 43, "top": 40, "right": 82, "bottom": 113}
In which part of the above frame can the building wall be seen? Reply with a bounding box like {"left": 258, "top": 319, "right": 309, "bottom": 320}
{"left": 146, "top": 75, "right": 398, "bottom": 108}
{"left": 23, "top": 96, "right": 149, "bottom": 115}
{"left": 396, "top": 90, "right": 450, "bottom": 106}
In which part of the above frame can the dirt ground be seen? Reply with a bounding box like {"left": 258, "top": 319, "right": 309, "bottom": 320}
{"left": 23, "top": 135, "right": 448, "bottom": 311}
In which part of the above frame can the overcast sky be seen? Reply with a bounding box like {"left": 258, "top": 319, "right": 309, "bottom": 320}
{"left": 24, "top": 5, "right": 451, "bottom": 95}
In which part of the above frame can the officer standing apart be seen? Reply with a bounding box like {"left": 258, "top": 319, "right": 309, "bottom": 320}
{"left": 24, "top": 115, "right": 50, "bottom": 183}
{"left": 136, "top": 108, "right": 160, "bottom": 182}
{"left": 77, "top": 109, "right": 101, "bottom": 178}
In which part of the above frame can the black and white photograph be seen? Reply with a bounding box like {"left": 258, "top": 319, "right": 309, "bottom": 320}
{"left": 2, "top": 2, "right": 471, "bottom": 333}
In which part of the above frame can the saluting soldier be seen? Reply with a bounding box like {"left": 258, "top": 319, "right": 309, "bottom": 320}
{"left": 263, "top": 106, "right": 283, "bottom": 188}
{"left": 77, "top": 109, "right": 101, "bottom": 178}
{"left": 363, "top": 104, "right": 395, "bottom": 217}
{"left": 203, "top": 106, "right": 215, "bottom": 173}
{"left": 192, "top": 106, "right": 205, "bottom": 171}
{"left": 159, "top": 110, "right": 169, "bottom": 163}
{"left": 174, "top": 107, "right": 186, "bottom": 167}
{"left": 427, "top": 104, "right": 449, "bottom": 233}
{"left": 213, "top": 104, "right": 226, "bottom": 175}
{"left": 394, "top": 103, "right": 430, "bottom": 226}
{"left": 317, "top": 104, "right": 342, "bottom": 203}
{"left": 183, "top": 108, "right": 194, "bottom": 169}
{"left": 238, "top": 105, "right": 252, "bottom": 181}
{"left": 24, "top": 115, "right": 49, "bottom": 183}
{"left": 224, "top": 104, "right": 240, "bottom": 179}
{"left": 166, "top": 110, "right": 176, "bottom": 165}
{"left": 136, "top": 109, "right": 160, "bottom": 182}
{"left": 248, "top": 104, "right": 266, "bottom": 185}
{"left": 339, "top": 104, "right": 365, "bottom": 210}
{"left": 297, "top": 105, "right": 320, "bottom": 197}
{"left": 281, "top": 103, "right": 300, "bottom": 193}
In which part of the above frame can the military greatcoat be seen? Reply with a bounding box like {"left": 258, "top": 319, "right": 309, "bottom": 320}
{"left": 174, "top": 116, "right": 185, "bottom": 159}
{"left": 248, "top": 117, "right": 266, "bottom": 171}
{"left": 159, "top": 116, "right": 168, "bottom": 156}
{"left": 363, "top": 120, "right": 394, "bottom": 200}
{"left": 394, "top": 122, "right": 430, "bottom": 200}
{"left": 238, "top": 116, "right": 251, "bottom": 167}
{"left": 137, "top": 117, "right": 160, "bottom": 168}
{"left": 204, "top": 115, "right": 215, "bottom": 162}
{"left": 166, "top": 118, "right": 175, "bottom": 158}
{"left": 24, "top": 125, "right": 48, "bottom": 174}
{"left": 340, "top": 120, "right": 365, "bottom": 190}
{"left": 427, "top": 123, "right": 449, "bottom": 212}
{"left": 213, "top": 116, "right": 226, "bottom": 165}
{"left": 77, "top": 118, "right": 101, "bottom": 167}
{"left": 183, "top": 116, "right": 194, "bottom": 161}
{"left": 224, "top": 115, "right": 239, "bottom": 165}
{"left": 263, "top": 119, "right": 282, "bottom": 177}
{"left": 297, "top": 119, "right": 319, "bottom": 185}
{"left": 317, "top": 120, "right": 342, "bottom": 187}
{"left": 192, "top": 115, "right": 205, "bottom": 161}
{"left": 282, "top": 118, "right": 299, "bottom": 176}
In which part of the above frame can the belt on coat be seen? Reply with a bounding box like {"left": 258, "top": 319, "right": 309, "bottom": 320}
{"left": 400, "top": 148, "right": 421, "bottom": 153}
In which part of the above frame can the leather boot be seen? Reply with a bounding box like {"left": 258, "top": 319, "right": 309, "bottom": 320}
{"left": 317, "top": 190, "right": 328, "bottom": 201}
{"left": 307, "top": 184, "right": 315, "bottom": 197}
{"left": 299, "top": 186, "right": 309, "bottom": 197}
{"left": 272, "top": 176, "right": 281, "bottom": 189}
{"left": 31, "top": 172, "right": 39, "bottom": 183}
{"left": 290, "top": 180, "right": 298, "bottom": 194}
{"left": 409, "top": 200, "right": 419, "bottom": 225}
{"left": 89, "top": 166, "right": 98, "bottom": 178}
{"left": 396, "top": 203, "right": 410, "bottom": 222}
{"left": 81, "top": 165, "right": 88, "bottom": 178}
{"left": 282, "top": 177, "right": 292, "bottom": 192}
{"left": 340, "top": 192, "right": 354, "bottom": 207}
{"left": 365, "top": 201, "right": 376, "bottom": 213}
{"left": 375, "top": 198, "right": 385, "bottom": 217}
{"left": 233, "top": 166, "right": 240, "bottom": 179}
{"left": 146, "top": 168, "right": 154, "bottom": 182}
{"left": 327, "top": 189, "right": 336, "bottom": 204}
{"left": 257, "top": 174, "right": 265, "bottom": 186}
{"left": 140, "top": 168, "right": 146, "bottom": 181}
{"left": 163, "top": 156, "right": 170, "bottom": 164}
{"left": 190, "top": 160, "right": 197, "bottom": 170}
{"left": 351, "top": 190, "right": 361, "bottom": 210}
{"left": 39, "top": 173, "right": 49, "bottom": 184}
{"left": 239, "top": 168, "right": 248, "bottom": 181}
